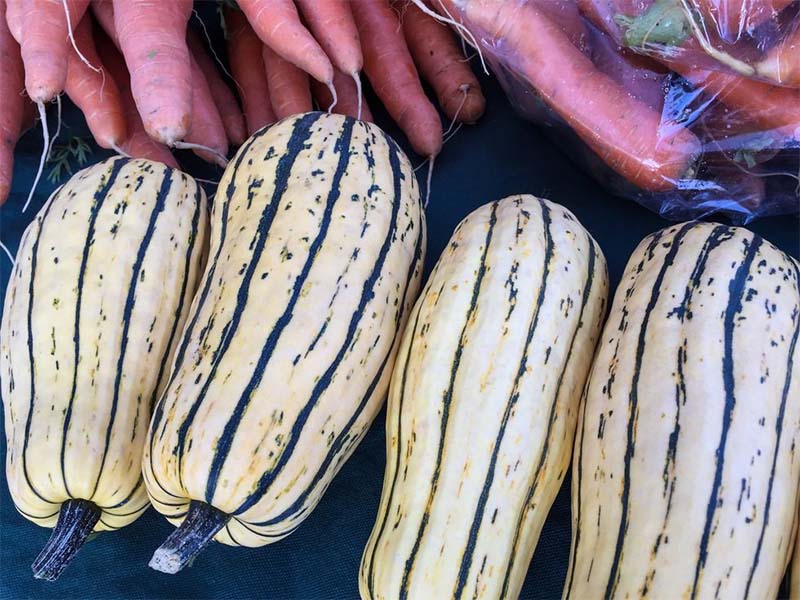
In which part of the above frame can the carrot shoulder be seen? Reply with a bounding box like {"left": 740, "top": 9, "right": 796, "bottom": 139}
{"left": 113, "top": 0, "right": 193, "bottom": 145}
{"left": 237, "top": 0, "right": 333, "bottom": 85}
{"left": 19, "top": 0, "right": 90, "bottom": 102}
{"left": 295, "top": 0, "right": 362, "bottom": 76}
{"left": 0, "top": 0, "right": 26, "bottom": 204}
{"left": 187, "top": 28, "right": 246, "bottom": 146}
{"left": 455, "top": 0, "right": 700, "bottom": 190}
{"left": 225, "top": 7, "right": 275, "bottom": 135}
{"left": 352, "top": 0, "right": 443, "bottom": 157}
{"left": 65, "top": 15, "right": 127, "bottom": 150}
{"left": 396, "top": 0, "right": 485, "bottom": 123}
{"left": 97, "top": 27, "right": 177, "bottom": 168}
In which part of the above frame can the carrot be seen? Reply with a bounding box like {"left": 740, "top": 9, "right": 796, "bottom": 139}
{"left": 237, "top": 0, "right": 333, "bottom": 86}
{"left": 96, "top": 26, "right": 177, "bottom": 167}
{"left": 262, "top": 43, "right": 312, "bottom": 119}
{"left": 0, "top": 0, "right": 26, "bottom": 205}
{"left": 311, "top": 68, "right": 374, "bottom": 122}
{"left": 692, "top": 0, "right": 795, "bottom": 43}
{"left": 454, "top": 0, "right": 701, "bottom": 190}
{"left": 5, "top": 0, "right": 22, "bottom": 41}
{"left": 589, "top": 25, "right": 669, "bottom": 111}
{"left": 113, "top": 0, "right": 193, "bottom": 145}
{"left": 181, "top": 55, "right": 229, "bottom": 166}
{"left": 351, "top": 0, "right": 443, "bottom": 157}
{"left": 225, "top": 7, "right": 275, "bottom": 135}
{"left": 64, "top": 14, "right": 126, "bottom": 150}
{"left": 295, "top": 0, "right": 362, "bottom": 79}
{"left": 17, "top": 0, "right": 90, "bottom": 102}
{"left": 672, "top": 63, "right": 800, "bottom": 133}
{"left": 757, "top": 25, "right": 800, "bottom": 87}
{"left": 187, "top": 28, "right": 246, "bottom": 146}
{"left": 395, "top": 0, "right": 485, "bottom": 123}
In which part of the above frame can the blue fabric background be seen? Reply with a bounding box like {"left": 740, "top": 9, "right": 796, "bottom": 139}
{"left": 0, "top": 12, "right": 798, "bottom": 598}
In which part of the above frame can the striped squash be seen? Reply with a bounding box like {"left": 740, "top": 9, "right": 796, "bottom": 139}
{"left": 564, "top": 222, "right": 800, "bottom": 599}
{"left": 144, "top": 112, "right": 426, "bottom": 573}
{"left": 0, "top": 158, "right": 208, "bottom": 580}
{"left": 360, "top": 196, "right": 609, "bottom": 600}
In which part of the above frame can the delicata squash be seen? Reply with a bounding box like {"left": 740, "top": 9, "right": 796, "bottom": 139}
{"left": 144, "top": 113, "right": 425, "bottom": 573}
{"left": 565, "top": 222, "right": 800, "bottom": 600}
{"left": 360, "top": 195, "right": 608, "bottom": 600}
{"left": 1, "top": 158, "right": 208, "bottom": 580}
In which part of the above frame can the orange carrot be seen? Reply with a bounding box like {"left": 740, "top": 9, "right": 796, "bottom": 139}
{"left": 237, "top": 0, "right": 333, "bottom": 85}
{"left": 352, "top": 0, "right": 443, "bottom": 157}
{"left": 18, "top": 0, "right": 90, "bottom": 102}
{"left": 183, "top": 55, "right": 229, "bottom": 166}
{"left": 262, "top": 43, "right": 312, "bottom": 119}
{"left": 311, "top": 68, "right": 374, "bottom": 122}
{"left": 113, "top": 0, "right": 193, "bottom": 145}
{"left": 225, "top": 7, "right": 275, "bottom": 135}
{"left": 692, "top": 0, "right": 795, "bottom": 43}
{"left": 455, "top": 0, "right": 700, "bottom": 190}
{"left": 187, "top": 28, "right": 246, "bottom": 146}
{"left": 757, "top": 25, "right": 800, "bottom": 87}
{"left": 396, "top": 0, "right": 485, "bottom": 123}
{"left": 96, "top": 26, "right": 177, "bottom": 167}
{"left": 5, "top": 0, "right": 22, "bottom": 41}
{"left": 295, "top": 0, "right": 362, "bottom": 78}
{"left": 1, "top": 0, "right": 26, "bottom": 205}
{"left": 64, "top": 14, "right": 126, "bottom": 150}
{"left": 672, "top": 62, "right": 800, "bottom": 133}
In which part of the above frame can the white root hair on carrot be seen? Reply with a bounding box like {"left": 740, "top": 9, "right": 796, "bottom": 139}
{"left": 424, "top": 154, "right": 435, "bottom": 209}
{"left": 23, "top": 101, "right": 51, "bottom": 213}
{"left": 109, "top": 143, "right": 132, "bottom": 158}
{"left": 194, "top": 178, "right": 220, "bottom": 186}
{"left": 429, "top": 0, "right": 488, "bottom": 75}
{"left": 46, "top": 95, "right": 63, "bottom": 162}
{"left": 353, "top": 72, "right": 363, "bottom": 121}
{"left": 413, "top": 156, "right": 430, "bottom": 173}
{"left": 0, "top": 239, "right": 15, "bottom": 267}
{"left": 443, "top": 121, "right": 463, "bottom": 144}
{"left": 62, "top": 0, "right": 101, "bottom": 75}
{"left": 172, "top": 141, "right": 230, "bottom": 168}
{"left": 327, "top": 81, "right": 338, "bottom": 114}
{"left": 443, "top": 86, "right": 469, "bottom": 137}
{"left": 192, "top": 8, "right": 244, "bottom": 96}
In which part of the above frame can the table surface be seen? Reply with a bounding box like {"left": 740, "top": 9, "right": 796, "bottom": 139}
{"left": 1, "top": 61, "right": 798, "bottom": 600}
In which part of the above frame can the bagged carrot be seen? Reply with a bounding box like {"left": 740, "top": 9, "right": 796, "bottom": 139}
{"left": 426, "top": 0, "right": 799, "bottom": 222}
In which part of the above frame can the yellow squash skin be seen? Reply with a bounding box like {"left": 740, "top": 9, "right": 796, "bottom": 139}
{"left": 564, "top": 222, "right": 800, "bottom": 600}
{"left": 360, "top": 196, "right": 608, "bottom": 600}
{"left": 1, "top": 157, "right": 208, "bottom": 531}
{"left": 143, "top": 113, "right": 425, "bottom": 551}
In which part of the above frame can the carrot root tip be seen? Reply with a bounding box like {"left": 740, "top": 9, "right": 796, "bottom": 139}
{"left": 172, "top": 141, "right": 229, "bottom": 168}
{"left": 327, "top": 81, "right": 338, "bottom": 114}
{"left": 424, "top": 154, "right": 436, "bottom": 209}
{"left": 0, "top": 239, "right": 15, "bottom": 266}
{"left": 23, "top": 101, "right": 51, "bottom": 214}
{"left": 352, "top": 72, "right": 363, "bottom": 122}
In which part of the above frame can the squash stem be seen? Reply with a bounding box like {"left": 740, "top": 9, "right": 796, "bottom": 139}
{"left": 149, "top": 500, "right": 229, "bottom": 574}
{"left": 32, "top": 499, "right": 101, "bottom": 581}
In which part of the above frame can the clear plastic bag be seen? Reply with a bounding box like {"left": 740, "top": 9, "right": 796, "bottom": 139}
{"left": 433, "top": 0, "right": 800, "bottom": 222}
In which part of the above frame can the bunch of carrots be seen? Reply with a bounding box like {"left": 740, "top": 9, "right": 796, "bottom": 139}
{"left": 0, "top": 0, "right": 487, "bottom": 207}
{"left": 432, "top": 0, "right": 799, "bottom": 200}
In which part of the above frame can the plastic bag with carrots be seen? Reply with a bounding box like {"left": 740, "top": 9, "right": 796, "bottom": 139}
{"left": 432, "top": 0, "right": 799, "bottom": 222}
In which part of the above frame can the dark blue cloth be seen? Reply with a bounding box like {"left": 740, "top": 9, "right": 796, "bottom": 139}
{"left": 1, "top": 54, "right": 798, "bottom": 600}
